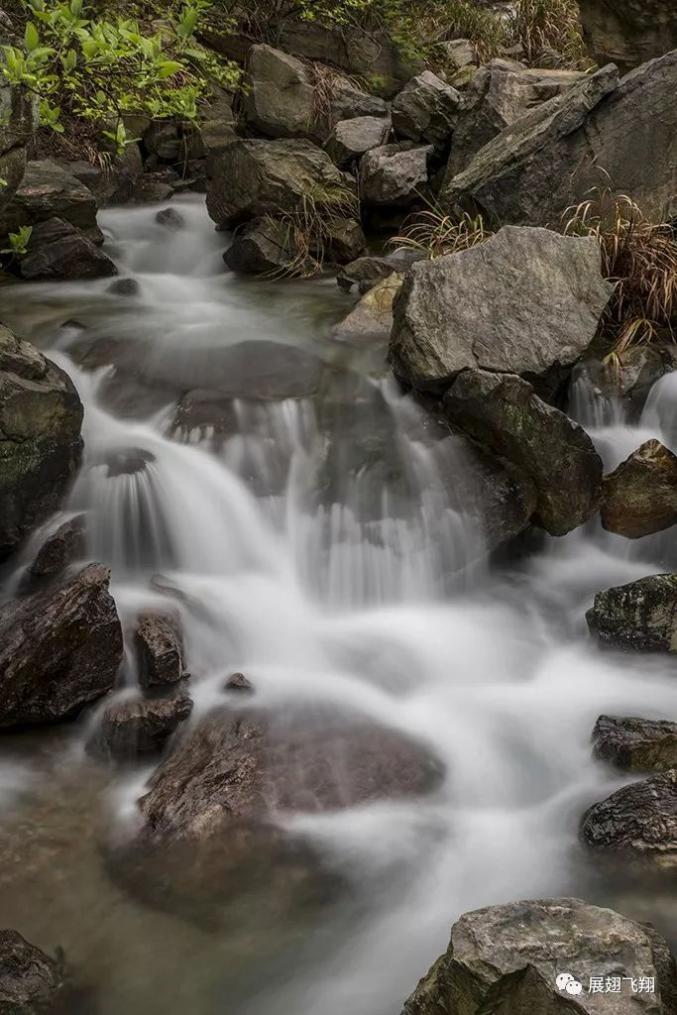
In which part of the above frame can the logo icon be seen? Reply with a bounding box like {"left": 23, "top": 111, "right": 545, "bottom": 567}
{"left": 556, "top": 973, "right": 583, "bottom": 995}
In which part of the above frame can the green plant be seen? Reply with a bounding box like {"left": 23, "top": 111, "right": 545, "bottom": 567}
{"left": 1, "top": 224, "right": 33, "bottom": 256}
{"left": 391, "top": 205, "right": 492, "bottom": 259}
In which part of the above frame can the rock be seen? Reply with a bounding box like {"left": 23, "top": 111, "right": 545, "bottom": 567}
{"left": 0, "top": 929, "right": 63, "bottom": 1013}
{"left": 223, "top": 217, "right": 297, "bottom": 276}
{"left": 132, "top": 172, "right": 176, "bottom": 203}
{"left": 0, "top": 84, "right": 35, "bottom": 214}
{"left": 170, "top": 389, "right": 238, "bottom": 441}
{"left": 581, "top": 770, "right": 677, "bottom": 867}
{"left": 332, "top": 272, "right": 404, "bottom": 345}
{"left": 593, "top": 715, "right": 677, "bottom": 773}
{"left": 0, "top": 158, "right": 103, "bottom": 243}
{"left": 401, "top": 897, "right": 677, "bottom": 1014}
{"left": 244, "top": 44, "right": 315, "bottom": 139}
{"left": 444, "top": 371, "right": 603, "bottom": 536}
{"left": 578, "top": 0, "right": 677, "bottom": 71}
{"left": 206, "top": 137, "right": 355, "bottom": 229}
{"left": 359, "top": 142, "right": 432, "bottom": 208}
{"left": 135, "top": 613, "right": 188, "bottom": 690}
{"left": 323, "top": 217, "right": 367, "bottom": 265}
{"left": 440, "top": 38, "right": 477, "bottom": 75}
{"left": 224, "top": 672, "right": 254, "bottom": 693}
{"left": 390, "top": 226, "right": 613, "bottom": 391}
{"left": 18, "top": 218, "right": 118, "bottom": 281}
{"left": 28, "top": 514, "right": 86, "bottom": 579}
{"left": 325, "top": 116, "right": 392, "bottom": 168}
{"left": 586, "top": 574, "right": 677, "bottom": 652}
{"left": 87, "top": 692, "right": 193, "bottom": 760}
{"left": 574, "top": 347, "right": 677, "bottom": 421}
{"left": 447, "top": 60, "right": 587, "bottom": 176}
{"left": 443, "top": 53, "right": 677, "bottom": 226}
{"left": 392, "top": 71, "right": 461, "bottom": 147}
{"left": 0, "top": 327, "right": 83, "bottom": 561}
{"left": 66, "top": 145, "right": 143, "bottom": 206}
{"left": 601, "top": 440, "right": 677, "bottom": 539}
{"left": 327, "top": 78, "right": 389, "bottom": 124}
{"left": 337, "top": 250, "right": 424, "bottom": 293}
{"left": 0, "top": 564, "right": 123, "bottom": 727}
{"left": 155, "top": 207, "right": 185, "bottom": 229}
{"left": 144, "top": 122, "right": 181, "bottom": 162}
{"left": 107, "top": 277, "right": 140, "bottom": 297}
{"left": 102, "top": 447, "right": 154, "bottom": 478}
{"left": 169, "top": 340, "right": 326, "bottom": 400}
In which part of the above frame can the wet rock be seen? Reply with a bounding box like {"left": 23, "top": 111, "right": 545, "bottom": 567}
{"left": 244, "top": 44, "right": 315, "bottom": 139}
{"left": 224, "top": 672, "right": 254, "bottom": 694}
{"left": 325, "top": 116, "right": 392, "bottom": 168}
{"left": 107, "top": 277, "right": 140, "bottom": 297}
{"left": 155, "top": 207, "right": 185, "bottom": 229}
{"left": 18, "top": 218, "right": 117, "bottom": 281}
{"left": 0, "top": 564, "right": 123, "bottom": 727}
{"left": 444, "top": 371, "right": 603, "bottom": 536}
{"left": 188, "top": 340, "right": 325, "bottom": 400}
{"left": 337, "top": 251, "right": 424, "bottom": 294}
{"left": 601, "top": 440, "right": 677, "bottom": 540}
{"left": 29, "top": 515, "right": 87, "bottom": 579}
{"left": 401, "top": 897, "right": 676, "bottom": 1014}
{"left": 103, "top": 447, "right": 154, "bottom": 478}
{"left": 575, "top": 347, "right": 677, "bottom": 421}
{"left": 390, "top": 226, "right": 613, "bottom": 391}
{"left": 206, "top": 137, "right": 355, "bottom": 230}
{"left": 171, "top": 389, "right": 238, "bottom": 441}
{"left": 87, "top": 692, "right": 193, "bottom": 760}
{"left": 224, "top": 217, "right": 297, "bottom": 276}
{"left": 132, "top": 172, "right": 176, "bottom": 203}
{"left": 331, "top": 272, "right": 403, "bottom": 345}
{"left": 135, "top": 613, "right": 188, "bottom": 690}
{"left": 593, "top": 715, "right": 677, "bottom": 773}
{"left": 0, "top": 327, "right": 83, "bottom": 561}
{"left": 0, "top": 159, "right": 103, "bottom": 243}
{"left": 0, "top": 929, "right": 63, "bottom": 1013}
{"left": 578, "top": 0, "right": 677, "bottom": 71}
{"left": 392, "top": 72, "right": 461, "bottom": 148}
{"left": 581, "top": 770, "right": 677, "bottom": 867}
{"left": 359, "top": 142, "right": 432, "bottom": 209}
{"left": 586, "top": 574, "right": 677, "bottom": 652}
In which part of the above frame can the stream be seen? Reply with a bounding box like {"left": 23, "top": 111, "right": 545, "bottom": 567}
{"left": 0, "top": 195, "right": 676, "bottom": 1015}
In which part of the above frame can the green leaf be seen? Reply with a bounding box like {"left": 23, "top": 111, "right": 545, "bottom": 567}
{"left": 156, "top": 60, "right": 183, "bottom": 79}
{"left": 24, "top": 22, "right": 40, "bottom": 52}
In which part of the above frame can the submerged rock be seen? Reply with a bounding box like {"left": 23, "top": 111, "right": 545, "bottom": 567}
{"left": 224, "top": 672, "right": 254, "bottom": 694}
{"left": 586, "top": 574, "right": 677, "bottom": 652}
{"left": 0, "top": 929, "right": 63, "bottom": 1013}
{"left": 581, "top": 770, "right": 677, "bottom": 867}
{"left": 0, "top": 564, "right": 123, "bottom": 728}
{"left": 389, "top": 226, "right": 613, "bottom": 392}
{"left": 391, "top": 71, "right": 461, "bottom": 147}
{"left": 19, "top": 217, "right": 117, "bottom": 281}
{"left": 155, "top": 207, "right": 185, "bottom": 230}
{"left": 135, "top": 613, "right": 188, "bottom": 690}
{"left": 87, "top": 692, "right": 193, "bottom": 760}
{"left": 578, "top": 0, "right": 677, "bottom": 71}
{"left": 401, "top": 897, "right": 676, "bottom": 1014}
{"left": 593, "top": 715, "right": 677, "bottom": 773}
{"left": 601, "top": 440, "right": 677, "bottom": 539}
{"left": 0, "top": 327, "right": 83, "bottom": 561}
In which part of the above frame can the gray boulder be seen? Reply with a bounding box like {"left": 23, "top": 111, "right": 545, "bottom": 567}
{"left": 0, "top": 564, "right": 123, "bottom": 727}
{"left": 19, "top": 217, "right": 118, "bottom": 281}
{"left": 443, "top": 371, "right": 603, "bottom": 536}
{"left": 332, "top": 272, "right": 403, "bottom": 345}
{"left": 0, "top": 929, "right": 63, "bottom": 1013}
{"left": 325, "top": 116, "right": 391, "bottom": 168}
{"left": 135, "top": 613, "right": 188, "bottom": 690}
{"left": 359, "top": 142, "right": 432, "bottom": 208}
{"left": 443, "top": 53, "right": 677, "bottom": 226}
{"left": 401, "top": 897, "right": 676, "bottom": 1014}
{"left": 326, "top": 77, "right": 389, "bottom": 124}
{"left": 581, "top": 770, "right": 677, "bottom": 867}
{"left": 66, "top": 143, "right": 143, "bottom": 206}
{"left": 391, "top": 71, "right": 461, "bottom": 147}
{"left": 587, "top": 574, "right": 677, "bottom": 651}
{"left": 578, "top": 0, "right": 677, "bottom": 71}
{"left": 244, "top": 44, "right": 315, "bottom": 139}
{"left": 224, "top": 217, "right": 297, "bottom": 275}
{"left": 0, "top": 158, "right": 103, "bottom": 242}
{"left": 593, "top": 715, "right": 677, "bottom": 773}
{"left": 0, "top": 327, "right": 83, "bottom": 560}
{"left": 601, "top": 440, "right": 677, "bottom": 539}
{"left": 390, "top": 226, "right": 613, "bottom": 391}
{"left": 87, "top": 692, "right": 193, "bottom": 760}
{"left": 206, "top": 137, "right": 355, "bottom": 229}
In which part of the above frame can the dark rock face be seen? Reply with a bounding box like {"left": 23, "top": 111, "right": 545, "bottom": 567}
{"left": 578, "top": 0, "right": 677, "bottom": 71}
{"left": 389, "top": 227, "right": 613, "bottom": 391}
{"left": 0, "top": 158, "right": 103, "bottom": 242}
{"left": 66, "top": 144, "right": 143, "bottom": 206}
{"left": 87, "top": 692, "right": 193, "bottom": 760}
{"left": 0, "top": 85, "right": 36, "bottom": 214}
{"left": 19, "top": 218, "right": 118, "bottom": 281}
{"left": 0, "top": 929, "right": 63, "bottom": 1013}
{"left": 0, "top": 327, "right": 83, "bottom": 561}
{"left": 401, "top": 897, "right": 676, "bottom": 1015}
{"left": 107, "top": 277, "right": 140, "bottom": 297}
{"left": 391, "top": 71, "right": 461, "bottom": 147}
{"left": 170, "top": 389, "right": 238, "bottom": 441}
{"left": 155, "top": 207, "right": 185, "bottom": 229}
{"left": 0, "top": 564, "right": 123, "bottom": 728}
{"left": 223, "top": 218, "right": 296, "bottom": 275}
{"left": 325, "top": 116, "right": 392, "bottom": 168}
{"left": 581, "top": 770, "right": 677, "bottom": 867}
{"left": 244, "top": 44, "right": 315, "bottom": 139}
{"left": 601, "top": 441, "right": 677, "bottom": 539}
{"left": 444, "top": 371, "right": 603, "bottom": 537}
{"left": 586, "top": 574, "right": 677, "bottom": 652}
{"left": 28, "top": 514, "right": 87, "bottom": 579}
{"left": 224, "top": 672, "right": 254, "bottom": 694}
{"left": 135, "top": 613, "right": 188, "bottom": 690}
{"left": 359, "top": 142, "right": 432, "bottom": 208}
{"left": 593, "top": 715, "right": 677, "bottom": 773}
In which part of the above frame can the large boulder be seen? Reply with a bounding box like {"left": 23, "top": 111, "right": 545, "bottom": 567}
{"left": 0, "top": 85, "right": 35, "bottom": 215}
{"left": 443, "top": 371, "right": 603, "bottom": 536}
{"left": 0, "top": 564, "right": 123, "bottom": 727}
{"left": 244, "top": 44, "right": 315, "bottom": 139}
{"left": 325, "top": 116, "right": 392, "bottom": 168}
{"left": 581, "top": 770, "right": 677, "bottom": 867}
{"left": 586, "top": 574, "right": 677, "bottom": 652}
{"left": 87, "top": 692, "right": 193, "bottom": 760}
{"left": 0, "top": 158, "right": 103, "bottom": 242}
{"left": 134, "top": 613, "right": 188, "bottom": 690}
{"left": 391, "top": 71, "right": 461, "bottom": 148}
{"left": 0, "top": 929, "right": 63, "bottom": 1013}
{"left": 359, "top": 142, "right": 432, "bottom": 209}
{"left": 19, "top": 217, "right": 117, "bottom": 281}
{"left": 443, "top": 53, "right": 677, "bottom": 226}
{"left": 206, "top": 137, "right": 355, "bottom": 229}
{"left": 578, "top": 0, "right": 677, "bottom": 71}
{"left": 601, "top": 440, "right": 677, "bottom": 539}
{"left": 0, "top": 327, "right": 83, "bottom": 561}
{"left": 401, "top": 897, "right": 677, "bottom": 1014}
{"left": 390, "top": 227, "right": 613, "bottom": 391}
{"left": 593, "top": 715, "right": 677, "bottom": 773}
{"left": 223, "top": 217, "right": 297, "bottom": 275}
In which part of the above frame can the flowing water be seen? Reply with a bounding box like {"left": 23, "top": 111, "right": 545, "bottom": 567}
{"left": 1, "top": 196, "right": 676, "bottom": 1014}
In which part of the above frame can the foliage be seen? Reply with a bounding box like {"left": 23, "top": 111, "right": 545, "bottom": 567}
{"left": 1, "top": 0, "right": 240, "bottom": 151}
{"left": 391, "top": 205, "right": 492, "bottom": 259}
{"left": 1, "top": 224, "right": 33, "bottom": 256}
{"left": 514, "top": 0, "right": 588, "bottom": 68}
{"left": 563, "top": 189, "right": 677, "bottom": 353}
{"left": 268, "top": 186, "right": 361, "bottom": 278}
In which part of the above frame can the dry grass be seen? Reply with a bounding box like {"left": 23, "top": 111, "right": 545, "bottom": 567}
{"left": 390, "top": 205, "right": 492, "bottom": 259}
{"left": 513, "top": 0, "right": 589, "bottom": 68}
{"left": 266, "top": 187, "right": 361, "bottom": 278}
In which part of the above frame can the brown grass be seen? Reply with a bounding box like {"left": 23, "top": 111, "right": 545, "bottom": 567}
{"left": 513, "top": 0, "right": 589, "bottom": 68}
{"left": 390, "top": 206, "right": 492, "bottom": 260}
